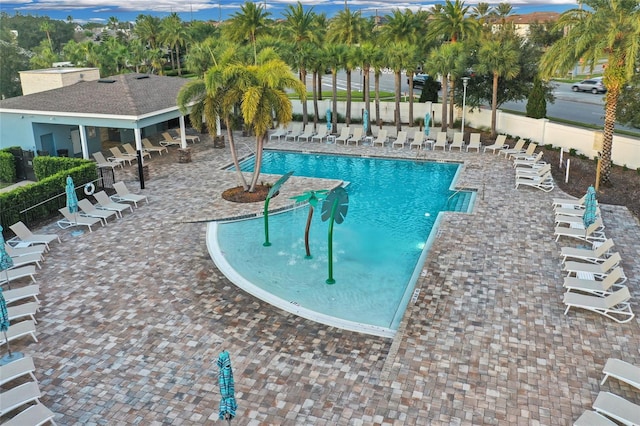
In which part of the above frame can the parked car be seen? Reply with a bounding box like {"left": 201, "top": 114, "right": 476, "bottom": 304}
{"left": 572, "top": 77, "right": 607, "bottom": 94}
{"left": 408, "top": 73, "right": 442, "bottom": 90}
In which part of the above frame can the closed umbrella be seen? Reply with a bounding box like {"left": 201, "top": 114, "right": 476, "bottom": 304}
{"left": 424, "top": 112, "right": 431, "bottom": 137}
{"left": 66, "top": 176, "right": 83, "bottom": 236}
{"left": 363, "top": 110, "right": 369, "bottom": 134}
{"left": 1, "top": 287, "right": 23, "bottom": 365}
{"left": 218, "top": 350, "right": 237, "bottom": 425}
{"left": 0, "top": 225, "right": 14, "bottom": 286}
{"left": 326, "top": 108, "right": 332, "bottom": 132}
{"left": 582, "top": 186, "right": 598, "bottom": 228}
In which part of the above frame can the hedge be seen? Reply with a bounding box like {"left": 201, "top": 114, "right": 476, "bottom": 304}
{"left": 0, "top": 147, "right": 20, "bottom": 183}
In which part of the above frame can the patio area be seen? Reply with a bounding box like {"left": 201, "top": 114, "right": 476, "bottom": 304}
{"left": 3, "top": 127, "right": 639, "bottom": 425}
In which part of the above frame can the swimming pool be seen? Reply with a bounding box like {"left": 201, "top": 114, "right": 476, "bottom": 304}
{"left": 207, "top": 151, "right": 473, "bottom": 337}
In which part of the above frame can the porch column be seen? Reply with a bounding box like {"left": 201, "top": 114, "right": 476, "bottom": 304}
{"left": 79, "top": 124, "right": 89, "bottom": 159}
{"left": 134, "top": 128, "right": 145, "bottom": 189}
{"left": 179, "top": 116, "right": 187, "bottom": 148}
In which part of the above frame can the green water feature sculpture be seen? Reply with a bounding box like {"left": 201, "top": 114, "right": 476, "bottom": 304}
{"left": 320, "top": 186, "right": 349, "bottom": 284}
{"left": 263, "top": 171, "right": 294, "bottom": 246}
{"left": 289, "top": 189, "right": 329, "bottom": 259}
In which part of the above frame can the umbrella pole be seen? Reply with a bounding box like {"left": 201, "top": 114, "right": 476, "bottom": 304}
{"left": 3, "top": 331, "right": 11, "bottom": 357}
{"left": 4, "top": 269, "right": 10, "bottom": 290}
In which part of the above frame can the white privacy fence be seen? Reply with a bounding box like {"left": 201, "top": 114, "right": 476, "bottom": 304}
{"left": 292, "top": 99, "right": 640, "bottom": 169}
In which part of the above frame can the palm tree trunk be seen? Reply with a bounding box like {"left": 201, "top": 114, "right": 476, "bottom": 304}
{"left": 249, "top": 133, "right": 265, "bottom": 191}
{"left": 394, "top": 71, "right": 402, "bottom": 132}
{"left": 364, "top": 65, "right": 371, "bottom": 136}
{"left": 312, "top": 70, "right": 319, "bottom": 130}
{"left": 491, "top": 72, "right": 499, "bottom": 137}
{"left": 225, "top": 117, "right": 249, "bottom": 190}
{"left": 408, "top": 72, "right": 414, "bottom": 127}
{"left": 375, "top": 71, "right": 381, "bottom": 128}
{"left": 176, "top": 47, "right": 181, "bottom": 76}
{"left": 332, "top": 69, "right": 338, "bottom": 134}
{"left": 441, "top": 78, "right": 448, "bottom": 131}
{"left": 301, "top": 68, "right": 308, "bottom": 128}
{"left": 449, "top": 79, "right": 455, "bottom": 129}
{"left": 317, "top": 72, "right": 323, "bottom": 101}
{"left": 346, "top": 69, "right": 352, "bottom": 126}
{"left": 600, "top": 87, "right": 619, "bottom": 184}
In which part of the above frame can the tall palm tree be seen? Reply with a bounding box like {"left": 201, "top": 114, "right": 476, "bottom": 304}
{"left": 425, "top": 43, "right": 466, "bottom": 131}
{"left": 283, "top": 2, "right": 318, "bottom": 127}
{"left": 134, "top": 14, "right": 162, "bottom": 49}
{"left": 477, "top": 38, "right": 520, "bottom": 136}
{"left": 471, "top": 2, "right": 494, "bottom": 28}
{"left": 40, "top": 21, "right": 53, "bottom": 49}
{"left": 353, "top": 42, "right": 380, "bottom": 135}
{"left": 325, "top": 44, "right": 348, "bottom": 133}
{"left": 161, "top": 13, "right": 189, "bottom": 76}
{"left": 386, "top": 42, "right": 416, "bottom": 132}
{"left": 185, "top": 37, "right": 219, "bottom": 77}
{"left": 306, "top": 45, "right": 327, "bottom": 128}
{"left": 540, "top": 0, "right": 640, "bottom": 186}
{"left": 429, "top": 0, "right": 478, "bottom": 128}
{"left": 226, "top": 1, "right": 271, "bottom": 64}
{"left": 495, "top": 2, "right": 513, "bottom": 24}
{"left": 313, "top": 13, "right": 329, "bottom": 101}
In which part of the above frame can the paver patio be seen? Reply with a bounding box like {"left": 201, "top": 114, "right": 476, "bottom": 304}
{"left": 2, "top": 127, "right": 639, "bottom": 425}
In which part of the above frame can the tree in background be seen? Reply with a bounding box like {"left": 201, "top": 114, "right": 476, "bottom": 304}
{"left": 526, "top": 77, "right": 547, "bottom": 119}
{"left": 616, "top": 73, "right": 640, "bottom": 129}
{"left": 225, "top": 1, "right": 271, "bottom": 65}
{"left": 0, "top": 39, "right": 31, "bottom": 98}
{"left": 540, "top": 0, "right": 640, "bottom": 185}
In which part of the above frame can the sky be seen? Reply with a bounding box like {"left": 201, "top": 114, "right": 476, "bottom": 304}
{"left": 0, "top": 0, "right": 578, "bottom": 24}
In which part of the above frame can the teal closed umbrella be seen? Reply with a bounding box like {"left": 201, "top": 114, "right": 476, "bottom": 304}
{"left": 66, "top": 176, "right": 83, "bottom": 236}
{"left": 1, "top": 286, "right": 23, "bottom": 365}
{"left": 424, "top": 113, "right": 431, "bottom": 137}
{"left": 363, "top": 110, "right": 369, "bottom": 134}
{"left": 218, "top": 350, "right": 237, "bottom": 425}
{"left": 0, "top": 225, "right": 14, "bottom": 286}
{"left": 326, "top": 108, "right": 332, "bottom": 132}
{"left": 582, "top": 186, "right": 598, "bottom": 228}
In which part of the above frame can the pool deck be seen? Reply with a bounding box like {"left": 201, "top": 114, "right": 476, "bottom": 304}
{"left": 3, "top": 128, "right": 640, "bottom": 425}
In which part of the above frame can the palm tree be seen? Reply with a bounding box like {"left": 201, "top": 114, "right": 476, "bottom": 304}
{"left": 134, "top": 15, "right": 162, "bottom": 49}
{"left": 386, "top": 42, "right": 416, "bottom": 132}
{"left": 424, "top": 43, "right": 466, "bottom": 131}
{"left": 495, "top": 2, "right": 513, "bottom": 24}
{"left": 477, "top": 38, "right": 520, "bottom": 136}
{"left": 540, "top": 0, "right": 640, "bottom": 186}
{"left": 283, "top": 2, "right": 319, "bottom": 127}
{"left": 353, "top": 42, "right": 380, "bottom": 135}
{"left": 226, "top": 1, "right": 271, "bottom": 64}
{"left": 161, "top": 13, "right": 189, "bottom": 76}
{"left": 289, "top": 190, "right": 329, "bottom": 258}
{"left": 325, "top": 44, "right": 348, "bottom": 133}
{"left": 429, "top": 0, "right": 478, "bottom": 128}
{"left": 185, "top": 37, "right": 219, "bottom": 77}
{"left": 471, "top": 2, "right": 493, "bottom": 23}
{"left": 40, "top": 21, "right": 53, "bottom": 49}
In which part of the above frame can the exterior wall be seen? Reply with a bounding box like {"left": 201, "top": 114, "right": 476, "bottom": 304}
{"left": 19, "top": 68, "right": 100, "bottom": 95}
{"left": 293, "top": 100, "right": 640, "bottom": 168}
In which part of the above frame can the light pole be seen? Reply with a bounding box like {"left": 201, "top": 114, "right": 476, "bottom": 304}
{"left": 461, "top": 77, "right": 470, "bottom": 133}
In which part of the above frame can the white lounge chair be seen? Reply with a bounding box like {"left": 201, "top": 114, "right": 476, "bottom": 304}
{"left": 515, "top": 163, "right": 551, "bottom": 179}
{"left": 92, "top": 151, "right": 124, "bottom": 169}
{"left": 10, "top": 253, "right": 42, "bottom": 269}
{"left": 563, "top": 267, "right": 626, "bottom": 296}
{"left": 123, "top": 143, "right": 150, "bottom": 159}
{"left": 513, "top": 151, "right": 544, "bottom": 168}
{"left": 593, "top": 391, "right": 640, "bottom": 425}
{"left": 466, "top": 133, "right": 481, "bottom": 152}
{"left": 555, "top": 206, "right": 601, "bottom": 227}
{"left": 0, "top": 320, "right": 38, "bottom": 347}
{"left": 553, "top": 193, "right": 587, "bottom": 209}
{"left": 560, "top": 238, "right": 615, "bottom": 264}
{"left": 0, "top": 265, "right": 37, "bottom": 286}
{"left": 335, "top": 127, "right": 352, "bottom": 145}
{"left": 77, "top": 199, "right": 117, "bottom": 224}
{"left": 0, "top": 356, "right": 37, "bottom": 386}
{"left": 499, "top": 138, "right": 525, "bottom": 158}
{"left": 563, "top": 252, "right": 621, "bottom": 278}
{"left": 7, "top": 301, "right": 39, "bottom": 324}
{"left": 3, "top": 403, "right": 57, "bottom": 426}
{"left": 347, "top": 128, "right": 364, "bottom": 145}
{"left": 563, "top": 286, "right": 634, "bottom": 323}
{"left": 515, "top": 170, "right": 555, "bottom": 192}
{"left": 57, "top": 207, "right": 103, "bottom": 232}
{"left": 3, "top": 284, "right": 40, "bottom": 305}
{"left": 6, "top": 243, "right": 47, "bottom": 258}
{"left": 0, "top": 381, "right": 42, "bottom": 417}
{"left": 310, "top": 127, "right": 328, "bottom": 143}
{"left": 111, "top": 181, "right": 149, "bottom": 207}
{"left": 432, "top": 132, "right": 448, "bottom": 151}
{"left": 372, "top": 130, "right": 388, "bottom": 147}
{"left": 109, "top": 147, "right": 136, "bottom": 166}
{"left": 483, "top": 134, "right": 508, "bottom": 153}
{"left": 392, "top": 131, "right": 408, "bottom": 149}
{"left": 554, "top": 218, "right": 606, "bottom": 243}
{"left": 574, "top": 410, "right": 618, "bottom": 426}
{"left": 449, "top": 133, "right": 465, "bottom": 151}
{"left": 160, "top": 132, "right": 181, "bottom": 147}
{"left": 142, "top": 138, "right": 168, "bottom": 156}
{"left": 8, "top": 222, "right": 60, "bottom": 250}
{"left": 269, "top": 124, "right": 288, "bottom": 141}
{"left": 297, "top": 127, "right": 316, "bottom": 142}
{"left": 285, "top": 124, "right": 303, "bottom": 141}
{"left": 410, "top": 132, "right": 425, "bottom": 150}
{"left": 93, "top": 191, "right": 133, "bottom": 218}
{"left": 511, "top": 142, "right": 538, "bottom": 161}
{"left": 176, "top": 128, "right": 200, "bottom": 143}
{"left": 600, "top": 358, "right": 640, "bottom": 391}
{"left": 555, "top": 205, "right": 589, "bottom": 217}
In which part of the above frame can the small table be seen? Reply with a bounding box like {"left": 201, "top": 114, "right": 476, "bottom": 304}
{"left": 327, "top": 135, "right": 336, "bottom": 144}
{"left": 425, "top": 139, "right": 435, "bottom": 150}
{"left": 364, "top": 136, "right": 373, "bottom": 146}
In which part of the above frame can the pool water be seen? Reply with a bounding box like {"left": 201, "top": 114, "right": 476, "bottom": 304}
{"left": 208, "top": 151, "right": 471, "bottom": 337}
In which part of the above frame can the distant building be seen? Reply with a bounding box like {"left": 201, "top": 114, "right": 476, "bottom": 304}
{"left": 492, "top": 12, "right": 560, "bottom": 39}
{"left": 19, "top": 67, "right": 100, "bottom": 96}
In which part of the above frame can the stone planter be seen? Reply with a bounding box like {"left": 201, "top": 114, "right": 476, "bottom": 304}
{"left": 214, "top": 135, "right": 225, "bottom": 149}
{"left": 178, "top": 148, "right": 192, "bottom": 163}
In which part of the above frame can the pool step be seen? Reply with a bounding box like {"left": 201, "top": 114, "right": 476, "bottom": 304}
{"left": 446, "top": 191, "right": 473, "bottom": 213}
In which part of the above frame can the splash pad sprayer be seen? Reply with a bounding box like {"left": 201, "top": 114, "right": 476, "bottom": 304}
{"left": 289, "top": 189, "right": 329, "bottom": 259}
{"left": 321, "top": 187, "right": 349, "bottom": 284}
{"left": 263, "top": 171, "right": 294, "bottom": 246}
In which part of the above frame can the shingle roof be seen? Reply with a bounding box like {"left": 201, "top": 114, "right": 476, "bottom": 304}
{"left": 0, "top": 73, "right": 189, "bottom": 117}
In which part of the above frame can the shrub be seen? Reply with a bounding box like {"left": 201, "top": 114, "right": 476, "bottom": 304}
{"left": 569, "top": 148, "right": 577, "bottom": 156}
{"left": 526, "top": 77, "right": 547, "bottom": 119}
{"left": 0, "top": 150, "right": 16, "bottom": 183}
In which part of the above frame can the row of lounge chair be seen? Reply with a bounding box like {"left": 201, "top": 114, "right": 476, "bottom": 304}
{"left": 501, "top": 139, "right": 555, "bottom": 192}
{"left": 552, "top": 193, "right": 634, "bottom": 323}
{"left": 2, "top": 223, "right": 57, "bottom": 424}
{"left": 575, "top": 358, "right": 640, "bottom": 425}
{"left": 56, "top": 182, "right": 148, "bottom": 232}
{"left": 92, "top": 132, "right": 191, "bottom": 170}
